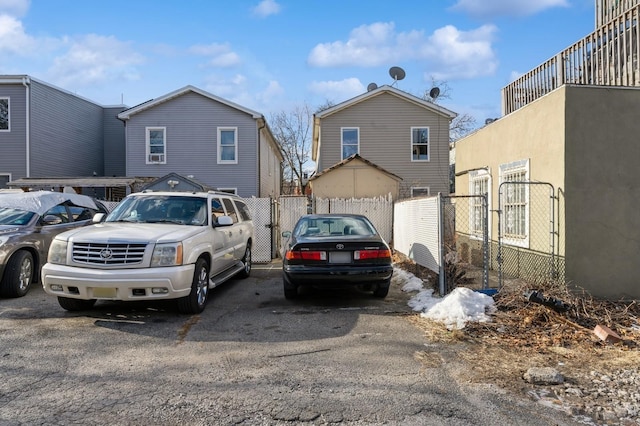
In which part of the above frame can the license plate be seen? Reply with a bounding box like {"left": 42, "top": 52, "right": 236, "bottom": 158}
{"left": 92, "top": 287, "right": 117, "bottom": 298}
{"left": 329, "top": 251, "right": 351, "bottom": 263}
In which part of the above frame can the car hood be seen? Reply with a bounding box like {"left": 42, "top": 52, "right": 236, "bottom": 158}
{"left": 56, "top": 223, "right": 206, "bottom": 244}
{"left": 0, "top": 225, "right": 26, "bottom": 235}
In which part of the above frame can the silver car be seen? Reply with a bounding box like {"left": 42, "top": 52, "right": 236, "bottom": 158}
{"left": 0, "top": 191, "right": 106, "bottom": 297}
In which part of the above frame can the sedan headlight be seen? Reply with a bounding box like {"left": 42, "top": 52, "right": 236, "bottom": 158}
{"left": 48, "top": 239, "right": 68, "bottom": 264}
{"left": 151, "top": 242, "right": 183, "bottom": 267}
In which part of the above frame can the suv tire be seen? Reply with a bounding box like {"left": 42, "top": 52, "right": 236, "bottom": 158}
{"left": 178, "top": 258, "right": 209, "bottom": 314}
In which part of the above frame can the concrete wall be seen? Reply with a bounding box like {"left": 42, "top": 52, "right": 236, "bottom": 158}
{"left": 564, "top": 85, "right": 640, "bottom": 299}
{"left": 455, "top": 84, "right": 640, "bottom": 299}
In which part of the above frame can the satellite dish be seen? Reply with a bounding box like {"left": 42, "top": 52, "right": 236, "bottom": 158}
{"left": 429, "top": 87, "right": 440, "bottom": 100}
{"left": 389, "top": 66, "right": 406, "bottom": 83}
{"left": 367, "top": 82, "right": 378, "bottom": 92}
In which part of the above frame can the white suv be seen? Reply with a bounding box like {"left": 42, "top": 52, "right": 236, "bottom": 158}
{"left": 41, "top": 190, "right": 253, "bottom": 314}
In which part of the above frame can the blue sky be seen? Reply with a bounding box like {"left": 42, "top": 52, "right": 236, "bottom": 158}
{"left": 0, "top": 0, "right": 595, "bottom": 128}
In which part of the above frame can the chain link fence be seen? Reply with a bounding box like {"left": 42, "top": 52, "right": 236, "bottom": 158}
{"left": 497, "top": 182, "right": 563, "bottom": 287}
{"left": 440, "top": 195, "right": 489, "bottom": 294}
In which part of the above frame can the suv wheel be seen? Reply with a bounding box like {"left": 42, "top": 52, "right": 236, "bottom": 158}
{"left": 178, "top": 258, "right": 209, "bottom": 314}
{"left": 0, "top": 250, "right": 34, "bottom": 298}
{"left": 237, "top": 244, "right": 252, "bottom": 279}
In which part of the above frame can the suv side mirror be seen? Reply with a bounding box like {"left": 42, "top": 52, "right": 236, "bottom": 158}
{"left": 92, "top": 213, "right": 106, "bottom": 223}
{"left": 42, "top": 214, "right": 63, "bottom": 225}
{"left": 214, "top": 215, "right": 234, "bottom": 227}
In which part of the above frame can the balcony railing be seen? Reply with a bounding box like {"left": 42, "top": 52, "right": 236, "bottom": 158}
{"left": 502, "top": 4, "right": 640, "bottom": 116}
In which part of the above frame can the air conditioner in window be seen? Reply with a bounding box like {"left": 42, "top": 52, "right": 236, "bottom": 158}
{"left": 148, "top": 154, "right": 164, "bottom": 163}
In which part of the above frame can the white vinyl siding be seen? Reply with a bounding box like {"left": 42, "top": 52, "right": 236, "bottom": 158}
{"left": 500, "top": 159, "right": 529, "bottom": 247}
{"left": 469, "top": 170, "right": 491, "bottom": 240}
{"left": 146, "top": 127, "right": 166, "bottom": 164}
{"left": 218, "top": 127, "right": 238, "bottom": 164}
{"left": 341, "top": 127, "right": 359, "bottom": 159}
{"left": 411, "top": 127, "right": 429, "bottom": 161}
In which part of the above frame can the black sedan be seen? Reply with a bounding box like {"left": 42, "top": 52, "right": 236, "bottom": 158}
{"left": 282, "top": 214, "right": 393, "bottom": 299}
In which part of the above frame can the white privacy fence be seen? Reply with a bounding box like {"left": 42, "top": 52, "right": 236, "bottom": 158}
{"left": 315, "top": 194, "right": 393, "bottom": 244}
{"left": 393, "top": 196, "right": 441, "bottom": 273}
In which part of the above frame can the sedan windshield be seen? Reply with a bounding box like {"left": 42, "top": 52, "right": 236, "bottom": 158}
{"left": 0, "top": 207, "right": 36, "bottom": 225}
{"left": 293, "top": 216, "right": 376, "bottom": 237}
{"left": 106, "top": 196, "right": 208, "bottom": 225}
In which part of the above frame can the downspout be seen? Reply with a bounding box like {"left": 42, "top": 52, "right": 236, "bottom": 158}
{"left": 22, "top": 76, "right": 30, "bottom": 177}
{"left": 257, "top": 118, "right": 265, "bottom": 197}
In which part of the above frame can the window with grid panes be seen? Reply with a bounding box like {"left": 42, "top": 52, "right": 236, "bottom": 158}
{"left": 502, "top": 169, "right": 527, "bottom": 240}
{"left": 470, "top": 173, "right": 488, "bottom": 238}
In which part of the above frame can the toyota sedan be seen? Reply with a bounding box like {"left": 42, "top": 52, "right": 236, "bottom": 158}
{"left": 282, "top": 214, "right": 393, "bottom": 299}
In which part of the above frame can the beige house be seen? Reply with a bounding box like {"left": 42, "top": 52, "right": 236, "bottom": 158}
{"left": 309, "top": 154, "right": 402, "bottom": 199}
{"left": 455, "top": 0, "right": 640, "bottom": 300}
{"left": 312, "top": 85, "right": 456, "bottom": 199}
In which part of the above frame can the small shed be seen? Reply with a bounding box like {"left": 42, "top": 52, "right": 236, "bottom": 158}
{"left": 141, "top": 173, "right": 214, "bottom": 193}
{"left": 309, "top": 154, "right": 402, "bottom": 199}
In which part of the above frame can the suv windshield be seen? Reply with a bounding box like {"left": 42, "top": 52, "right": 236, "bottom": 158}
{"left": 0, "top": 207, "right": 36, "bottom": 225}
{"left": 107, "top": 195, "right": 208, "bottom": 225}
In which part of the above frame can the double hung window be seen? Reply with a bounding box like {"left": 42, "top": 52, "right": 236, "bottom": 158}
{"left": 411, "top": 127, "right": 429, "bottom": 161}
{"left": 469, "top": 170, "right": 490, "bottom": 239}
{"left": 341, "top": 128, "right": 359, "bottom": 159}
{"left": 500, "top": 160, "right": 529, "bottom": 247}
{"left": 146, "top": 127, "right": 166, "bottom": 163}
{"left": 218, "top": 127, "right": 238, "bottom": 164}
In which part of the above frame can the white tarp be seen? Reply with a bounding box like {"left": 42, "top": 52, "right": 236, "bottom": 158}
{"left": 0, "top": 191, "right": 97, "bottom": 215}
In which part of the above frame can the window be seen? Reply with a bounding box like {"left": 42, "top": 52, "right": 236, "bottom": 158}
{"left": 233, "top": 200, "right": 251, "bottom": 222}
{"left": 0, "top": 97, "right": 8, "bottom": 131}
{"left": 146, "top": 127, "right": 166, "bottom": 164}
{"left": 500, "top": 159, "right": 529, "bottom": 247}
{"left": 469, "top": 170, "right": 491, "bottom": 239}
{"left": 341, "top": 128, "right": 359, "bottom": 160}
{"left": 410, "top": 187, "right": 430, "bottom": 197}
{"left": 222, "top": 198, "right": 238, "bottom": 223}
{"left": 218, "top": 127, "right": 238, "bottom": 164}
{"left": 411, "top": 127, "right": 429, "bottom": 161}
{"left": 218, "top": 188, "right": 237, "bottom": 194}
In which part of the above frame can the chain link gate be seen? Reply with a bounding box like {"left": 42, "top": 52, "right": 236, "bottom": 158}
{"left": 497, "top": 182, "right": 558, "bottom": 288}
{"left": 439, "top": 194, "right": 489, "bottom": 295}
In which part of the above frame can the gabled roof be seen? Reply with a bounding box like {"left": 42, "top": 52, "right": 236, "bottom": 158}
{"left": 315, "top": 84, "right": 457, "bottom": 119}
{"left": 310, "top": 154, "right": 402, "bottom": 182}
{"left": 117, "top": 85, "right": 264, "bottom": 120}
{"left": 312, "top": 85, "right": 457, "bottom": 161}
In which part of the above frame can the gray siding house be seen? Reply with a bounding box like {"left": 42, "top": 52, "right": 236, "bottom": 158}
{"left": 117, "top": 85, "right": 283, "bottom": 198}
{"left": 311, "top": 85, "right": 457, "bottom": 199}
{"left": 0, "top": 75, "right": 126, "bottom": 189}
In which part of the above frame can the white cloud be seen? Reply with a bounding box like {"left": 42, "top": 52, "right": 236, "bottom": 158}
{"left": 257, "top": 80, "right": 284, "bottom": 104}
{"left": 190, "top": 43, "right": 241, "bottom": 68}
{"left": 308, "top": 22, "right": 498, "bottom": 80}
{"left": 308, "top": 78, "right": 364, "bottom": 102}
{"left": 0, "top": 0, "right": 30, "bottom": 17}
{"left": 424, "top": 24, "right": 498, "bottom": 79}
{"left": 48, "top": 34, "right": 144, "bottom": 87}
{"left": 252, "top": 0, "right": 281, "bottom": 18}
{"left": 0, "top": 14, "right": 36, "bottom": 53}
{"left": 450, "top": 0, "right": 569, "bottom": 19}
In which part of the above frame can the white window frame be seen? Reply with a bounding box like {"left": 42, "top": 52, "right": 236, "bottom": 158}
{"left": 146, "top": 127, "right": 166, "bottom": 164}
{"left": 217, "top": 127, "right": 238, "bottom": 164}
{"left": 469, "top": 169, "right": 491, "bottom": 240}
{"left": 499, "top": 159, "right": 530, "bottom": 248}
{"left": 0, "top": 97, "right": 9, "bottom": 132}
{"left": 410, "top": 187, "right": 430, "bottom": 197}
{"left": 0, "top": 173, "right": 11, "bottom": 189}
{"left": 341, "top": 127, "right": 359, "bottom": 160}
{"left": 217, "top": 187, "right": 237, "bottom": 195}
{"left": 411, "top": 126, "right": 430, "bottom": 162}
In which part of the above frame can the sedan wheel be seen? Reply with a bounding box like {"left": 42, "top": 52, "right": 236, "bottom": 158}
{"left": 0, "top": 250, "right": 34, "bottom": 298}
{"left": 178, "top": 258, "right": 209, "bottom": 314}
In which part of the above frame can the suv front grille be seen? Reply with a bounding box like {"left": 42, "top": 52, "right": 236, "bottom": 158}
{"left": 72, "top": 242, "right": 148, "bottom": 265}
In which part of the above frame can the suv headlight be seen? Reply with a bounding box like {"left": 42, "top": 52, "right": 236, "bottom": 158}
{"left": 48, "top": 239, "right": 68, "bottom": 264}
{"left": 151, "top": 242, "right": 183, "bottom": 267}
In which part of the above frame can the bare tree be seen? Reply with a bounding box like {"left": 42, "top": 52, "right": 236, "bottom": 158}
{"left": 270, "top": 104, "right": 314, "bottom": 195}
{"left": 422, "top": 78, "right": 477, "bottom": 141}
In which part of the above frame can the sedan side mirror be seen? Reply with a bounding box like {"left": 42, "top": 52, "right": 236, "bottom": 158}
{"left": 42, "top": 214, "right": 63, "bottom": 225}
